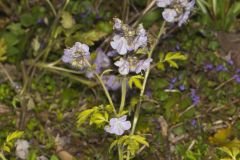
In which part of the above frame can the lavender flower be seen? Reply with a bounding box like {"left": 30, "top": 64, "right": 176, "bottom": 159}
{"left": 132, "top": 24, "right": 148, "bottom": 50}
{"left": 62, "top": 42, "right": 90, "bottom": 69}
{"left": 113, "top": 18, "right": 122, "bottom": 30}
{"left": 85, "top": 49, "right": 110, "bottom": 78}
{"left": 191, "top": 119, "right": 197, "bottom": 127}
{"left": 110, "top": 18, "right": 148, "bottom": 55}
{"left": 15, "top": 140, "right": 30, "bottom": 159}
{"left": 233, "top": 75, "right": 240, "bottom": 83}
{"left": 171, "top": 77, "right": 177, "bottom": 83}
{"left": 168, "top": 77, "right": 177, "bottom": 89}
{"left": 110, "top": 35, "right": 129, "bottom": 55}
{"left": 204, "top": 63, "right": 214, "bottom": 70}
{"left": 227, "top": 59, "right": 234, "bottom": 66}
{"left": 135, "top": 58, "right": 153, "bottom": 74}
{"left": 104, "top": 115, "right": 131, "bottom": 135}
{"left": 191, "top": 89, "right": 200, "bottom": 106}
{"left": 103, "top": 75, "right": 121, "bottom": 90}
{"left": 162, "top": 9, "right": 177, "bottom": 22}
{"left": 156, "top": 0, "right": 173, "bottom": 7}
{"left": 179, "top": 84, "right": 185, "bottom": 91}
{"left": 237, "top": 69, "right": 240, "bottom": 73}
{"left": 115, "top": 57, "right": 152, "bottom": 75}
{"left": 114, "top": 58, "right": 130, "bottom": 75}
{"left": 157, "top": 0, "right": 195, "bottom": 26}
{"left": 216, "top": 65, "right": 228, "bottom": 72}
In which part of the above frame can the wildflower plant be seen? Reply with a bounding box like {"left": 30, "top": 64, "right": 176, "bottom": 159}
{"left": 57, "top": 1, "right": 194, "bottom": 159}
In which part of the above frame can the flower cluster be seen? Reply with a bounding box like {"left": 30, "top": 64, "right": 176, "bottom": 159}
{"left": 62, "top": 42, "right": 90, "bottom": 69}
{"left": 114, "top": 57, "right": 152, "bottom": 75}
{"left": 104, "top": 115, "right": 131, "bottom": 135}
{"left": 156, "top": 0, "right": 195, "bottom": 26}
{"left": 111, "top": 18, "right": 152, "bottom": 75}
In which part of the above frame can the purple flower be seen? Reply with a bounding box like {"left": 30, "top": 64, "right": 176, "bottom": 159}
{"left": 104, "top": 115, "right": 131, "bottom": 135}
{"left": 132, "top": 24, "right": 148, "bottom": 51}
{"left": 162, "top": 9, "right": 177, "bottom": 22}
{"left": 146, "top": 88, "right": 152, "bottom": 97}
{"left": 102, "top": 75, "right": 121, "bottom": 90}
{"left": 114, "top": 58, "right": 130, "bottom": 75}
{"left": 216, "top": 65, "right": 228, "bottom": 72}
{"left": 168, "top": 77, "right": 178, "bottom": 89}
{"left": 168, "top": 83, "right": 174, "bottom": 89}
{"left": 191, "top": 119, "right": 197, "bottom": 127}
{"left": 204, "top": 63, "right": 214, "bottom": 70}
{"left": 236, "top": 69, "right": 240, "bottom": 73}
{"left": 191, "top": 89, "right": 200, "bottom": 106}
{"left": 111, "top": 20, "right": 148, "bottom": 55}
{"left": 113, "top": 18, "right": 122, "bottom": 30}
{"left": 110, "top": 35, "right": 129, "bottom": 55}
{"left": 115, "top": 57, "right": 152, "bottom": 75}
{"left": 85, "top": 49, "right": 110, "bottom": 78}
{"left": 171, "top": 77, "right": 177, "bottom": 83}
{"left": 157, "top": 0, "right": 195, "bottom": 26}
{"left": 156, "top": 0, "right": 173, "bottom": 7}
{"left": 233, "top": 75, "right": 240, "bottom": 83}
{"left": 179, "top": 84, "right": 185, "bottom": 91}
{"left": 107, "top": 50, "right": 118, "bottom": 57}
{"left": 135, "top": 58, "right": 152, "bottom": 74}
{"left": 62, "top": 42, "right": 90, "bottom": 69}
{"left": 227, "top": 59, "right": 234, "bottom": 66}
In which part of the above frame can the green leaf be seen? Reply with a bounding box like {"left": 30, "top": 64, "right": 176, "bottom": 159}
{"left": 167, "top": 60, "right": 178, "bottom": 68}
{"left": 89, "top": 112, "right": 108, "bottom": 126}
{"left": 131, "top": 135, "right": 149, "bottom": 147}
{"left": 128, "top": 75, "right": 144, "bottom": 89}
{"left": 67, "top": 30, "right": 107, "bottom": 46}
{"left": 6, "top": 131, "right": 24, "bottom": 142}
{"left": 157, "top": 62, "right": 165, "bottom": 71}
{"left": 164, "top": 52, "right": 187, "bottom": 61}
{"left": 0, "top": 38, "right": 7, "bottom": 62}
{"left": 61, "top": 12, "right": 76, "bottom": 29}
{"left": 31, "top": 37, "right": 40, "bottom": 53}
{"left": 109, "top": 139, "right": 118, "bottom": 152}
{"left": 2, "top": 146, "right": 10, "bottom": 153}
{"left": 77, "top": 108, "right": 96, "bottom": 126}
{"left": 163, "top": 52, "right": 187, "bottom": 69}
{"left": 50, "top": 155, "right": 59, "bottom": 160}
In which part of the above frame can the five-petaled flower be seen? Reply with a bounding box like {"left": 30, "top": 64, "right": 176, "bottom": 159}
{"left": 104, "top": 115, "right": 131, "bottom": 135}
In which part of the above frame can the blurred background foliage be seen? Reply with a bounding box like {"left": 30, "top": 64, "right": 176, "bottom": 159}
{"left": 0, "top": 0, "right": 240, "bottom": 159}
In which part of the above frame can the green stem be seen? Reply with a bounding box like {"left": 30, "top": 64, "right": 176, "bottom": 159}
{"left": 83, "top": 60, "right": 116, "bottom": 114}
{"left": 45, "top": 0, "right": 57, "bottom": 17}
{"left": 95, "top": 73, "right": 117, "bottom": 114}
{"left": 119, "top": 77, "right": 127, "bottom": 113}
{"left": 0, "top": 153, "right": 7, "bottom": 160}
{"left": 118, "top": 145, "right": 123, "bottom": 160}
{"left": 131, "top": 21, "right": 166, "bottom": 135}
{"left": 26, "top": 60, "right": 96, "bottom": 87}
